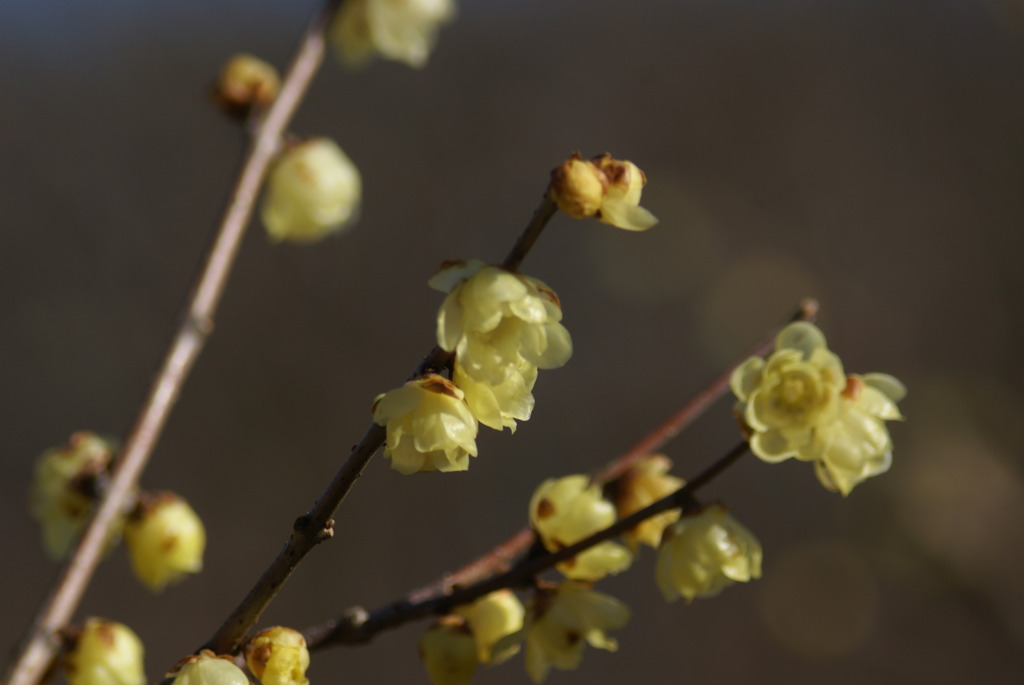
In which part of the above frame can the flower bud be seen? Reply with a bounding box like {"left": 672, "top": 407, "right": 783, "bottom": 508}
{"left": 372, "top": 374, "right": 479, "bottom": 474}
{"left": 330, "top": 0, "right": 455, "bottom": 69}
{"left": 529, "top": 475, "right": 632, "bottom": 581}
{"left": 30, "top": 432, "right": 116, "bottom": 559}
{"left": 244, "top": 627, "right": 309, "bottom": 685}
{"left": 124, "top": 493, "right": 205, "bottom": 591}
{"left": 608, "top": 454, "right": 684, "bottom": 549}
{"left": 419, "top": 616, "right": 478, "bottom": 685}
{"left": 64, "top": 618, "right": 146, "bottom": 685}
{"left": 590, "top": 154, "right": 658, "bottom": 231}
{"left": 524, "top": 581, "right": 629, "bottom": 684}
{"left": 549, "top": 155, "right": 607, "bottom": 219}
{"left": 454, "top": 589, "right": 525, "bottom": 665}
{"left": 168, "top": 652, "right": 247, "bottom": 685}
{"left": 213, "top": 54, "right": 280, "bottom": 117}
{"left": 656, "top": 504, "right": 762, "bottom": 602}
{"left": 261, "top": 138, "right": 362, "bottom": 243}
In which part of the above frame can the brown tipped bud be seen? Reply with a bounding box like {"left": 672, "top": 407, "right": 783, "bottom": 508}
{"left": 549, "top": 154, "right": 608, "bottom": 219}
{"left": 213, "top": 54, "right": 280, "bottom": 118}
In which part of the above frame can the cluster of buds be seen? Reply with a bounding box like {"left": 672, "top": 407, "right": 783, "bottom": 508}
{"left": 330, "top": 0, "right": 455, "bottom": 69}
{"left": 549, "top": 153, "right": 658, "bottom": 232}
{"left": 731, "top": 321, "right": 906, "bottom": 494}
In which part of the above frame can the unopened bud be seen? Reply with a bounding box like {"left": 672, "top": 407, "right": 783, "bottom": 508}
{"left": 261, "top": 138, "right": 362, "bottom": 243}
{"left": 245, "top": 627, "right": 309, "bottom": 685}
{"left": 549, "top": 154, "right": 608, "bottom": 219}
{"left": 64, "top": 618, "right": 146, "bottom": 685}
{"left": 124, "top": 493, "right": 205, "bottom": 592}
{"left": 168, "top": 652, "right": 247, "bottom": 685}
{"left": 419, "top": 616, "right": 478, "bottom": 685}
{"left": 213, "top": 54, "right": 280, "bottom": 117}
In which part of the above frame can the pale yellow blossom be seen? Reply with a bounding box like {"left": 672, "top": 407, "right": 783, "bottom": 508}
{"left": 372, "top": 374, "right": 478, "bottom": 474}
{"left": 64, "top": 618, "right": 145, "bottom": 685}
{"left": 331, "top": 0, "right": 454, "bottom": 69}
{"left": 169, "top": 652, "right": 247, "bottom": 685}
{"left": 549, "top": 153, "right": 657, "bottom": 231}
{"left": 655, "top": 504, "right": 762, "bottom": 602}
{"left": 454, "top": 589, "right": 525, "bottom": 665}
{"left": 523, "top": 582, "right": 630, "bottom": 684}
{"left": 244, "top": 627, "right": 309, "bottom": 685}
{"left": 419, "top": 616, "right": 477, "bottom": 685}
{"left": 609, "top": 454, "right": 684, "bottom": 549}
{"left": 124, "top": 493, "right": 205, "bottom": 592}
{"left": 261, "top": 138, "right": 361, "bottom": 243}
{"left": 529, "top": 475, "right": 632, "bottom": 581}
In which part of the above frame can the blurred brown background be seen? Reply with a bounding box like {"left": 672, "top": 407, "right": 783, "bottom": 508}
{"left": 2, "top": 0, "right": 1023, "bottom": 683}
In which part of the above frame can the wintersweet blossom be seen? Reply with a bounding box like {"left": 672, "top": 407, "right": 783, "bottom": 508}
{"left": 419, "top": 616, "right": 478, "bottom": 685}
{"left": 331, "top": 0, "right": 455, "bottom": 69}
{"left": 529, "top": 475, "right": 632, "bottom": 581}
{"left": 731, "top": 321, "right": 905, "bottom": 494}
{"left": 609, "top": 454, "right": 684, "bottom": 549}
{"left": 244, "top": 627, "right": 310, "bottom": 685}
{"left": 124, "top": 493, "right": 205, "bottom": 592}
{"left": 430, "top": 260, "right": 572, "bottom": 432}
{"left": 30, "top": 432, "right": 116, "bottom": 559}
{"left": 655, "top": 504, "right": 762, "bottom": 602}
{"left": 372, "top": 374, "right": 478, "bottom": 474}
{"left": 65, "top": 618, "right": 146, "bottom": 685}
{"left": 549, "top": 153, "right": 657, "bottom": 231}
{"left": 523, "top": 582, "right": 630, "bottom": 684}
{"left": 261, "top": 138, "right": 361, "bottom": 243}
{"left": 454, "top": 589, "right": 525, "bottom": 665}
{"left": 169, "top": 652, "right": 247, "bottom": 685}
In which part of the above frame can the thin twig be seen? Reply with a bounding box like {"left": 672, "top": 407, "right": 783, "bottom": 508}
{"left": 1, "top": 5, "right": 344, "bottom": 685}
{"left": 303, "top": 441, "right": 751, "bottom": 649}
{"left": 375, "top": 298, "right": 819, "bottom": 608}
{"left": 202, "top": 191, "right": 563, "bottom": 656}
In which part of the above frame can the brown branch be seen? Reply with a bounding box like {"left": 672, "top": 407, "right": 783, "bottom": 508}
{"left": 1, "top": 5, "right": 345, "bottom": 685}
{"left": 303, "top": 440, "right": 751, "bottom": 649}
{"left": 378, "top": 298, "right": 819, "bottom": 608}
{"left": 202, "top": 190, "right": 562, "bottom": 656}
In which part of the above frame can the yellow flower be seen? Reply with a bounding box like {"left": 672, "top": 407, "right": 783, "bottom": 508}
{"left": 811, "top": 373, "right": 906, "bottom": 495}
{"left": 730, "top": 322, "right": 847, "bottom": 463}
{"left": 124, "top": 493, "right": 205, "bottom": 592}
{"left": 244, "top": 627, "right": 309, "bottom": 685}
{"left": 30, "top": 432, "right": 117, "bottom": 560}
{"left": 168, "top": 652, "right": 247, "bottom": 685}
{"left": 430, "top": 260, "right": 572, "bottom": 432}
{"left": 372, "top": 374, "right": 478, "bottom": 474}
{"left": 454, "top": 589, "right": 525, "bottom": 665}
{"left": 529, "top": 475, "right": 632, "bottom": 581}
{"left": 655, "top": 504, "right": 762, "bottom": 602}
{"left": 261, "top": 138, "right": 361, "bottom": 243}
{"left": 330, "top": 0, "right": 455, "bottom": 69}
{"left": 64, "top": 618, "right": 146, "bottom": 685}
{"left": 732, "top": 322, "right": 905, "bottom": 494}
{"left": 549, "top": 153, "right": 657, "bottom": 231}
{"left": 608, "top": 454, "right": 684, "bottom": 550}
{"left": 418, "top": 616, "right": 478, "bottom": 685}
{"left": 523, "top": 582, "right": 630, "bottom": 684}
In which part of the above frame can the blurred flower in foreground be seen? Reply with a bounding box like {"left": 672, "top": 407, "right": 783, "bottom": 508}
{"left": 656, "top": 504, "right": 762, "bottom": 602}
{"left": 530, "top": 475, "right": 632, "bottom": 581}
{"left": 419, "top": 616, "right": 478, "bottom": 685}
{"left": 261, "top": 138, "right": 361, "bottom": 243}
{"left": 608, "top": 454, "right": 684, "bottom": 550}
{"left": 331, "top": 0, "right": 455, "bottom": 68}
{"left": 731, "top": 321, "right": 905, "bottom": 494}
{"left": 372, "top": 374, "right": 479, "bottom": 474}
{"left": 245, "top": 627, "right": 309, "bottom": 685}
{"left": 169, "top": 652, "right": 247, "bottom": 685}
{"left": 30, "top": 432, "right": 116, "bottom": 559}
{"left": 213, "top": 53, "right": 279, "bottom": 117}
{"left": 430, "top": 260, "right": 572, "bottom": 433}
{"left": 550, "top": 153, "right": 657, "bottom": 231}
{"left": 64, "top": 618, "right": 145, "bottom": 685}
{"left": 523, "top": 582, "right": 630, "bottom": 684}
{"left": 124, "top": 493, "right": 205, "bottom": 591}
{"left": 455, "top": 589, "right": 525, "bottom": 665}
